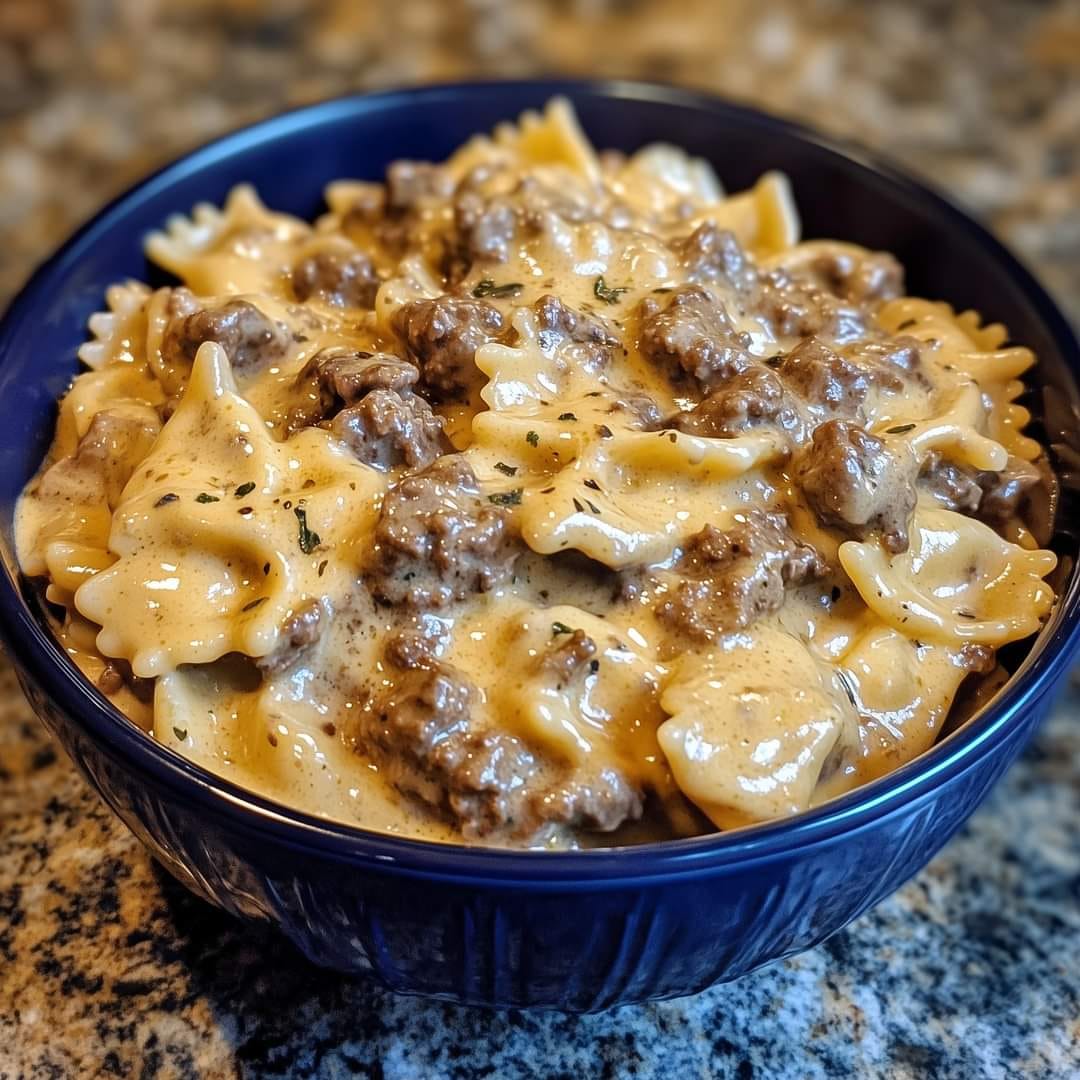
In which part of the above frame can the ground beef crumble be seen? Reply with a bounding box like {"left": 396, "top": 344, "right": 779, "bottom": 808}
{"left": 796, "top": 419, "right": 917, "bottom": 553}
{"left": 393, "top": 296, "right": 506, "bottom": 400}
{"left": 656, "top": 511, "right": 826, "bottom": 641}
{"left": 368, "top": 455, "right": 519, "bottom": 608}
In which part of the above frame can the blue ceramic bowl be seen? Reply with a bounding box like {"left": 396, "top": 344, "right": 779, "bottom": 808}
{"left": 1, "top": 81, "right": 1078, "bottom": 1011}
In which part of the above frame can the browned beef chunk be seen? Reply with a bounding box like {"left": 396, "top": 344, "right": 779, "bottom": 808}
{"left": 638, "top": 285, "right": 752, "bottom": 387}
{"left": 527, "top": 767, "right": 643, "bottom": 834}
{"left": 533, "top": 294, "right": 618, "bottom": 372}
{"left": 673, "top": 365, "right": 800, "bottom": 438}
{"left": 385, "top": 160, "right": 453, "bottom": 211}
{"left": 796, "top": 420, "right": 917, "bottom": 553}
{"left": 256, "top": 600, "right": 323, "bottom": 676}
{"left": 841, "top": 336, "right": 922, "bottom": 393}
{"left": 541, "top": 629, "right": 597, "bottom": 685}
{"left": 677, "top": 223, "right": 757, "bottom": 293}
{"left": 656, "top": 511, "right": 825, "bottom": 641}
{"left": 366, "top": 655, "right": 538, "bottom": 838}
{"left": 453, "top": 188, "right": 517, "bottom": 265}
{"left": 919, "top": 451, "right": 982, "bottom": 513}
{"left": 758, "top": 267, "right": 867, "bottom": 343}
{"left": 291, "top": 250, "right": 380, "bottom": 308}
{"left": 370, "top": 455, "right": 519, "bottom": 608}
{"left": 330, "top": 388, "right": 445, "bottom": 471}
{"left": 393, "top": 296, "right": 506, "bottom": 400}
{"left": 39, "top": 409, "right": 160, "bottom": 509}
{"left": 977, "top": 455, "right": 1043, "bottom": 524}
{"left": 286, "top": 349, "right": 421, "bottom": 436}
{"left": 365, "top": 636, "right": 642, "bottom": 839}
{"left": 162, "top": 299, "right": 288, "bottom": 376}
{"left": 608, "top": 390, "right": 664, "bottom": 431}
{"left": 305, "top": 349, "right": 420, "bottom": 406}
{"left": 811, "top": 248, "right": 903, "bottom": 304}
{"left": 778, "top": 337, "right": 871, "bottom": 414}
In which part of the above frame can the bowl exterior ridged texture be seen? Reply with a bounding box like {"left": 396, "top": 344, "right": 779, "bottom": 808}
{"left": 1, "top": 82, "right": 1078, "bottom": 1010}
{"left": 12, "top": 658, "right": 1059, "bottom": 1009}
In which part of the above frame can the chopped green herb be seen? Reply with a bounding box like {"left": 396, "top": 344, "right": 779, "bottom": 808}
{"left": 552, "top": 622, "right": 574, "bottom": 636}
{"left": 596, "top": 424, "right": 614, "bottom": 439}
{"left": 589, "top": 658, "right": 600, "bottom": 673}
{"left": 241, "top": 596, "right": 267, "bottom": 612}
{"left": 540, "top": 486, "right": 556, "bottom": 494}
{"left": 493, "top": 461, "right": 518, "bottom": 477}
{"left": 195, "top": 493, "right": 220, "bottom": 504}
{"left": 584, "top": 498, "right": 601, "bottom": 515}
{"left": 154, "top": 493, "right": 179, "bottom": 508}
{"left": 558, "top": 412, "right": 577, "bottom": 422}
{"left": 583, "top": 478, "right": 601, "bottom": 491}
{"left": 765, "top": 355, "right": 784, "bottom": 368}
{"left": 572, "top": 497, "right": 585, "bottom": 513}
{"left": 488, "top": 488, "right": 523, "bottom": 507}
{"left": 294, "top": 506, "right": 321, "bottom": 554}
{"left": 237, "top": 506, "right": 253, "bottom": 515}
{"left": 897, "top": 318, "right": 917, "bottom": 330}
{"left": 317, "top": 559, "right": 329, "bottom": 577}
{"left": 668, "top": 432, "right": 677, "bottom": 443}
{"left": 525, "top": 430, "right": 540, "bottom": 448}
{"left": 262, "top": 562, "right": 271, "bottom": 575}
{"left": 172, "top": 726, "right": 188, "bottom": 741}
{"left": 473, "top": 279, "right": 523, "bottom": 299}
{"left": 885, "top": 424, "right": 916, "bottom": 434}
{"left": 652, "top": 287, "right": 673, "bottom": 294}
{"left": 594, "top": 275, "right": 628, "bottom": 304}
{"left": 234, "top": 481, "right": 256, "bottom": 497}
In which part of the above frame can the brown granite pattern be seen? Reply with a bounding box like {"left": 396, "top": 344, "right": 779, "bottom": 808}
{"left": 0, "top": 1, "right": 1078, "bottom": 1077}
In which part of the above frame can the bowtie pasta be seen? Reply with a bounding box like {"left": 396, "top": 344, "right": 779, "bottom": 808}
{"left": 17, "top": 99, "right": 1059, "bottom": 848}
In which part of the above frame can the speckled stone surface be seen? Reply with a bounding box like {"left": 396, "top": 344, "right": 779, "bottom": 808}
{"left": 0, "top": 2, "right": 1078, "bottom": 1077}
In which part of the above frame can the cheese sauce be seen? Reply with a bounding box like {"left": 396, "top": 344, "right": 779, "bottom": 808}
{"left": 15, "top": 100, "right": 1058, "bottom": 848}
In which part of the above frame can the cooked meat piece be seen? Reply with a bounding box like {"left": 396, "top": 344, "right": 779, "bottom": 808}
{"left": 286, "top": 349, "right": 420, "bottom": 435}
{"left": 527, "top": 767, "right": 643, "bottom": 834}
{"left": 393, "top": 296, "right": 506, "bottom": 400}
{"left": 533, "top": 294, "right": 618, "bottom": 371}
{"left": 305, "top": 349, "right": 419, "bottom": 407}
{"left": 365, "top": 646, "right": 642, "bottom": 839}
{"left": 256, "top": 600, "right": 323, "bottom": 676}
{"left": 677, "top": 222, "right": 757, "bottom": 293}
{"left": 758, "top": 267, "right": 866, "bottom": 343}
{"left": 370, "top": 455, "right": 519, "bottom": 608}
{"left": 977, "top": 455, "right": 1042, "bottom": 524}
{"left": 842, "top": 336, "right": 922, "bottom": 393}
{"left": 796, "top": 419, "right": 917, "bottom": 553}
{"left": 656, "top": 511, "right": 826, "bottom": 641}
{"left": 162, "top": 299, "right": 288, "bottom": 376}
{"left": 812, "top": 248, "right": 903, "bottom": 304}
{"left": 385, "top": 160, "right": 453, "bottom": 212}
{"left": 608, "top": 390, "right": 663, "bottom": 431}
{"left": 778, "top": 337, "right": 871, "bottom": 414}
{"left": 919, "top": 452, "right": 982, "bottom": 513}
{"left": 39, "top": 408, "right": 160, "bottom": 509}
{"left": 365, "top": 657, "right": 537, "bottom": 838}
{"left": 673, "top": 365, "right": 800, "bottom": 438}
{"left": 638, "top": 285, "right": 752, "bottom": 387}
{"left": 383, "top": 628, "right": 440, "bottom": 670}
{"left": 958, "top": 643, "right": 996, "bottom": 674}
{"left": 454, "top": 188, "right": 517, "bottom": 265}
{"left": 330, "top": 388, "right": 445, "bottom": 471}
{"left": 541, "top": 629, "right": 597, "bottom": 685}
{"left": 291, "top": 250, "right": 380, "bottom": 308}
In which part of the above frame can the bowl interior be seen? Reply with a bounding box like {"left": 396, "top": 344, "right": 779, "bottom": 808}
{"left": 1, "top": 79, "right": 1078, "bottom": 871}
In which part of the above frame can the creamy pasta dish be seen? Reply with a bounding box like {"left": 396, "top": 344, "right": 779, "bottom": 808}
{"left": 17, "top": 100, "right": 1059, "bottom": 848}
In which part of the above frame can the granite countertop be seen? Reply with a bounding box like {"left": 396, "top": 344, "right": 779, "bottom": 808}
{"left": 1, "top": 2, "right": 1078, "bottom": 1076}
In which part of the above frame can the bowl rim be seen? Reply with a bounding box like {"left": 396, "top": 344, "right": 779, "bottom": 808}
{"left": 2, "top": 77, "right": 1079, "bottom": 885}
